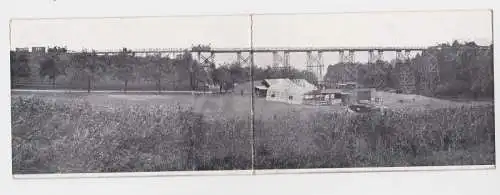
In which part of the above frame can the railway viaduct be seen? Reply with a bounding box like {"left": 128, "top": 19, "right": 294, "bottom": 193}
{"left": 70, "top": 46, "right": 428, "bottom": 84}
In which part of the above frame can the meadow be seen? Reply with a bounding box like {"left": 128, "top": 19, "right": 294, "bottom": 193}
{"left": 10, "top": 92, "right": 495, "bottom": 174}
{"left": 254, "top": 102, "right": 495, "bottom": 169}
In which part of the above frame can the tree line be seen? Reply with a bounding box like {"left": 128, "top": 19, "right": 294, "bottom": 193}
{"left": 323, "top": 40, "right": 493, "bottom": 99}
{"left": 10, "top": 46, "right": 318, "bottom": 93}
{"left": 10, "top": 41, "right": 493, "bottom": 99}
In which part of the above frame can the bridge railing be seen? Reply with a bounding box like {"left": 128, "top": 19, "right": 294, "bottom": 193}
{"left": 65, "top": 46, "right": 434, "bottom": 54}
{"left": 24, "top": 45, "right": 493, "bottom": 54}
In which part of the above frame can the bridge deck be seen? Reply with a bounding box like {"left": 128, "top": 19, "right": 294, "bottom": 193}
{"left": 70, "top": 46, "right": 431, "bottom": 54}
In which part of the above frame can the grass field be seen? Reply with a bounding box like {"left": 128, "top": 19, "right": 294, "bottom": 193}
{"left": 10, "top": 91, "right": 495, "bottom": 174}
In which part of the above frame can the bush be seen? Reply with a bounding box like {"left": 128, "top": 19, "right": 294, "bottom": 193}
{"left": 11, "top": 96, "right": 251, "bottom": 174}
{"left": 254, "top": 105, "right": 495, "bottom": 169}
{"left": 11, "top": 96, "right": 495, "bottom": 173}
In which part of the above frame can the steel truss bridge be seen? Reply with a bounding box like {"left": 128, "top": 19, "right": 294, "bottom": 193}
{"left": 45, "top": 45, "right": 487, "bottom": 86}
{"left": 64, "top": 46, "right": 434, "bottom": 82}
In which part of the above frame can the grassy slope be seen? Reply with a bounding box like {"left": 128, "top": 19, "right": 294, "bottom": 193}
{"left": 254, "top": 105, "right": 495, "bottom": 169}
{"left": 11, "top": 95, "right": 252, "bottom": 174}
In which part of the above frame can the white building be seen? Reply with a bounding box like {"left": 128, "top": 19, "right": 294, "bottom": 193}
{"left": 263, "top": 78, "right": 317, "bottom": 105}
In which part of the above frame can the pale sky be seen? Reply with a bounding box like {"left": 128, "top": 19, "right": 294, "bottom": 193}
{"left": 10, "top": 10, "right": 492, "bottom": 75}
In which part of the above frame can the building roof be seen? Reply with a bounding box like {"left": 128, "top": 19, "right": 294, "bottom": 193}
{"left": 255, "top": 85, "right": 268, "bottom": 90}
{"left": 265, "top": 78, "right": 317, "bottom": 95}
{"left": 291, "top": 79, "right": 316, "bottom": 88}
{"left": 263, "top": 78, "right": 287, "bottom": 86}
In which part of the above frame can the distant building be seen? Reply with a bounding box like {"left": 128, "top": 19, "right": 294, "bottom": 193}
{"left": 304, "top": 89, "right": 347, "bottom": 105}
{"left": 15, "top": 47, "right": 29, "bottom": 52}
{"left": 254, "top": 79, "right": 375, "bottom": 105}
{"left": 32, "top": 47, "right": 46, "bottom": 53}
{"left": 261, "top": 78, "right": 318, "bottom": 105}
{"left": 304, "top": 82, "right": 374, "bottom": 105}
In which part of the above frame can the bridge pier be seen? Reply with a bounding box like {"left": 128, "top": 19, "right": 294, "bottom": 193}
{"left": 197, "top": 52, "right": 216, "bottom": 68}
{"left": 158, "top": 52, "right": 173, "bottom": 59}
{"left": 272, "top": 51, "right": 291, "bottom": 72}
{"left": 404, "top": 50, "right": 411, "bottom": 61}
{"left": 306, "top": 51, "right": 324, "bottom": 85}
{"left": 398, "top": 65, "right": 416, "bottom": 94}
{"left": 396, "top": 49, "right": 416, "bottom": 94}
{"left": 196, "top": 52, "right": 215, "bottom": 86}
{"left": 153, "top": 52, "right": 162, "bottom": 58}
{"left": 368, "top": 50, "right": 383, "bottom": 64}
{"left": 339, "top": 50, "right": 355, "bottom": 64}
{"left": 422, "top": 54, "right": 440, "bottom": 95}
{"left": 236, "top": 51, "right": 252, "bottom": 67}
{"left": 396, "top": 49, "right": 412, "bottom": 63}
{"left": 395, "top": 50, "right": 403, "bottom": 62}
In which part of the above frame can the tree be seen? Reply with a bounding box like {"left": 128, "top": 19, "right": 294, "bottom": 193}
{"left": 10, "top": 51, "right": 30, "bottom": 77}
{"left": 212, "top": 65, "right": 232, "bottom": 92}
{"left": 469, "top": 47, "right": 494, "bottom": 98}
{"left": 252, "top": 65, "right": 272, "bottom": 81}
{"left": 229, "top": 63, "right": 248, "bottom": 84}
{"left": 167, "top": 54, "right": 192, "bottom": 90}
{"left": 171, "top": 50, "right": 212, "bottom": 90}
{"left": 324, "top": 63, "right": 362, "bottom": 84}
{"left": 157, "top": 56, "right": 173, "bottom": 92}
{"left": 113, "top": 49, "right": 136, "bottom": 93}
{"left": 411, "top": 40, "right": 493, "bottom": 99}
{"left": 144, "top": 57, "right": 162, "bottom": 93}
{"left": 295, "top": 70, "right": 318, "bottom": 85}
{"left": 452, "top": 40, "right": 461, "bottom": 47}
{"left": 192, "top": 62, "right": 211, "bottom": 90}
{"left": 358, "top": 61, "right": 392, "bottom": 89}
{"left": 39, "top": 55, "right": 62, "bottom": 88}
{"left": 10, "top": 51, "right": 31, "bottom": 87}
{"left": 69, "top": 50, "right": 103, "bottom": 92}
{"left": 141, "top": 54, "right": 173, "bottom": 93}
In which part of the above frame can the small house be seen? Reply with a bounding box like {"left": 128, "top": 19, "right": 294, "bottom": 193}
{"left": 263, "top": 78, "right": 317, "bottom": 105}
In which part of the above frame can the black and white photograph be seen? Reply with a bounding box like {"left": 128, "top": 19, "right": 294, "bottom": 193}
{"left": 9, "top": 10, "right": 495, "bottom": 176}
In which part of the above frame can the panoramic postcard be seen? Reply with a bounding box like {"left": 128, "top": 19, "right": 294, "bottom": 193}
{"left": 10, "top": 10, "right": 494, "bottom": 176}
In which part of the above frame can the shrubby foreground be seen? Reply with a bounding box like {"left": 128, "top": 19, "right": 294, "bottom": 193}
{"left": 11, "top": 96, "right": 495, "bottom": 174}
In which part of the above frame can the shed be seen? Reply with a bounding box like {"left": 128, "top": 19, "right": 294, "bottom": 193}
{"left": 254, "top": 85, "right": 268, "bottom": 97}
